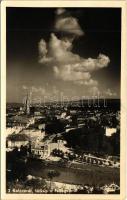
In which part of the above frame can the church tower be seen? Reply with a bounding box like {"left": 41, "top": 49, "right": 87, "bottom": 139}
{"left": 24, "top": 91, "right": 31, "bottom": 115}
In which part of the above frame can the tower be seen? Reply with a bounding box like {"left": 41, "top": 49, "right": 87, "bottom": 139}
{"left": 24, "top": 91, "right": 31, "bottom": 115}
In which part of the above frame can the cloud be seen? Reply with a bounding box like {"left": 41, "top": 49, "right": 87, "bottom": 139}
{"left": 54, "top": 65, "right": 91, "bottom": 81}
{"left": 38, "top": 33, "right": 110, "bottom": 87}
{"left": 75, "top": 79, "right": 98, "bottom": 86}
{"left": 72, "top": 54, "right": 110, "bottom": 72}
{"left": 55, "top": 16, "right": 84, "bottom": 36}
{"left": 38, "top": 39, "right": 47, "bottom": 57}
{"left": 55, "top": 8, "right": 84, "bottom": 37}
{"left": 88, "top": 87, "right": 117, "bottom": 97}
{"left": 52, "top": 86, "right": 59, "bottom": 95}
{"left": 55, "top": 8, "right": 66, "bottom": 15}
{"left": 39, "top": 33, "right": 110, "bottom": 68}
{"left": 22, "top": 85, "right": 46, "bottom": 95}
{"left": 38, "top": 39, "right": 51, "bottom": 63}
{"left": 89, "top": 86, "right": 100, "bottom": 96}
{"left": 38, "top": 33, "right": 77, "bottom": 64}
{"left": 104, "top": 89, "right": 116, "bottom": 97}
{"left": 38, "top": 9, "right": 111, "bottom": 96}
{"left": 48, "top": 34, "right": 75, "bottom": 63}
{"left": 22, "top": 85, "right": 28, "bottom": 90}
{"left": 31, "top": 86, "right": 45, "bottom": 95}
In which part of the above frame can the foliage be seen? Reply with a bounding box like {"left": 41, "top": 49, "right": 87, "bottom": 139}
{"left": 25, "top": 178, "right": 46, "bottom": 192}
{"left": 45, "top": 119, "right": 65, "bottom": 134}
{"left": 51, "top": 149, "right": 64, "bottom": 158}
{"left": 47, "top": 170, "right": 60, "bottom": 181}
{"left": 63, "top": 126, "right": 120, "bottom": 156}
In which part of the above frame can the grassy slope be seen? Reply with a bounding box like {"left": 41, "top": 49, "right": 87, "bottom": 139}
{"left": 27, "top": 160, "right": 120, "bottom": 186}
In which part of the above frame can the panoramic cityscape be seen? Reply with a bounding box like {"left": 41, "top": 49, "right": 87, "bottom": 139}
{"left": 6, "top": 97, "right": 120, "bottom": 194}
{"left": 6, "top": 7, "right": 121, "bottom": 194}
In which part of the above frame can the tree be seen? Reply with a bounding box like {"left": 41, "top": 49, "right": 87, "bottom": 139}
{"left": 20, "top": 145, "right": 28, "bottom": 157}
{"left": 45, "top": 119, "right": 65, "bottom": 134}
{"left": 47, "top": 170, "right": 60, "bottom": 191}
{"left": 52, "top": 149, "right": 64, "bottom": 158}
{"left": 25, "top": 178, "right": 46, "bottom": 193}
{"left": 110, "top": 131, "right": 120, "bottom": 155}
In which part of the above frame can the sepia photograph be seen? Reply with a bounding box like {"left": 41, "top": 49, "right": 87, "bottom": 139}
{"left": 1, "top": 1, "right": 126, "bottom": 200}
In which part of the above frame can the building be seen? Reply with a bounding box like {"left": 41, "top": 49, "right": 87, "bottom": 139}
{"left": 6, "top": 126, "right": 23, "bottom": 136}
{"left": 31, "top": 140, "right": 68, "bottom": 159}
{"left": 30, "top": 106, "right": 35, "bottom": 115}
{"left": 24, "top": 92, "right": 31, "bottom": 115}
{"left": 101, "top": 183, "right": 120, "bottom": 194}
{"left": 31, "top": 144, "right": 50, "bottom": 159}
{"left": 20, "top": 129, "right": 45, "bottom": 141}
{"left": 7, "top": 133, "right": 29, "bottom": 148}
{"left": 105, "top": 127, "right": 116, "bottom": 137}
{"left": 6, "top": 115, "right": 35, "bottom": 133}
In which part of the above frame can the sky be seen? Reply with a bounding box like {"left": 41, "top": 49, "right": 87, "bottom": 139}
{"left": 6, "top": 7, "right": 121, "bottom": 103}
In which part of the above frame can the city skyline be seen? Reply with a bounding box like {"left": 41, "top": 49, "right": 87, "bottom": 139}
{"left": 7, "top": 7, "right": 121, "bottom": 103}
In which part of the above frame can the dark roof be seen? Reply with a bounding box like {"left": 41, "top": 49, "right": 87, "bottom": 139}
{"left": 7, "top": 115, "right": 30, "bottom": 124}
{"left": 7, "top": 133, "right": 29, "bottom": 141}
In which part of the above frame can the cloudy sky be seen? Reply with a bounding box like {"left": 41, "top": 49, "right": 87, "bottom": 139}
{"left": 6, "top": 7, "right": 121, "bottom": 103}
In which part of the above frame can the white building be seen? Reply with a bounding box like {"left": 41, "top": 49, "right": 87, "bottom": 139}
{"left": 31, "top": 140, "right": 68, "bottom": 159}
{"left": 20, "top": 129, "right": 45, "bottom": 139}
{"left": 61, "top": 112, "right": 67, "bottom": 119}
{"left": 31, "top": 145, "right": 50, "bottom": 159}
{"left": 6, "top": 126, "right": 23, "bottom": 136}
{"left": 7, "top": 140, "right": 28, "bottom": 148}
{"left": 105, "top": 127, "right": 117, "bottom": 137}
{"left": 7, "top": 133, "right": 29, "bottom": 148}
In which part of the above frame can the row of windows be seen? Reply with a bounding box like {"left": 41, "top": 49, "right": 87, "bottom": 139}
{"left": 32, "top": 149, "right": 48, "bottom": 154}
